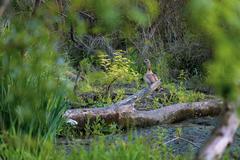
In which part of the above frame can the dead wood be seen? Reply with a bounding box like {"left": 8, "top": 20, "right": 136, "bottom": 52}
{"left": 64, "top": 80, "right": 222, "bottom": 129}
{"left": 196, "top": 104, "right": 240, "bottom": 160}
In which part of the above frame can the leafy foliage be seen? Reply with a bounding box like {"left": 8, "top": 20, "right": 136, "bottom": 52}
{"left": 190, "top": 0, "right": 240, "bottom": 101}
{"left": 98, "top": 50, "right": 140, "bottom": 84}
{"left": 0, "top": 19, "right": 70, "bottom": 138}
{"left": 1, "top": 0, "right": 238, "bottom": 159}
{"left": 73, "top": 50, "right": 140, "bottom": 107}
{"left": 1, "top": 132, "right": 187, "bottom": 160}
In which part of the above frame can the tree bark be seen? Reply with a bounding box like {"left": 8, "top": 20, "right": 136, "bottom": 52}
{"left": 64, "top": 80, "right": 223, "bottom": 129}
{"left": 196, "top": 105, "right": 240, "bottom": 160}
{"left": 0, "top": 0, "right": 9, "bottom": 16}
{"left": 32, "top": 0, "right": 41, "bottom": 15}
{"left": 64, "top": 80, "right": 240, "bottom": 159}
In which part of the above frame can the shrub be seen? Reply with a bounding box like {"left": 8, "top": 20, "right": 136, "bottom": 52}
{"left": 0, "top": 19, "right": 70, "bottom": 139}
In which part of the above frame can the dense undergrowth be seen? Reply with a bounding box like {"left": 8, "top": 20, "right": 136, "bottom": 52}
{"left": 70, "top": 53, "right": 206, "bottom": 109}
{"left": 0, "top": 4, "right": 196, "bottom": 160}
{"left": 0, "top": 20, "right": 203, "bottom": 160}
{"left": 1, "top": 131, "right": 188, "bottom": 160}
{"left": 1, "top": 0, "right": 239, "bottom": 159}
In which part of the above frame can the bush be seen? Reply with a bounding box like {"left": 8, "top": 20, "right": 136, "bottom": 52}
{"left": 0, "top": 19, "right": 70, "bottom": 139}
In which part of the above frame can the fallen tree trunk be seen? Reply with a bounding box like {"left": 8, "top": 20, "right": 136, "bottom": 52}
{"left": 64, "top": 80, "right": 223, "bottom": 129}
{"left": 196, "top": 105, "right": 240, "bottom": 160}
{"left": 123, "top": 100, "right": 222, "bottom": 127}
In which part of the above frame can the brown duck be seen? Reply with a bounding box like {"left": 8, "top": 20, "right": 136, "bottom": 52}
{"left": 144, "top": 59, "right": 159, "bottom": 86}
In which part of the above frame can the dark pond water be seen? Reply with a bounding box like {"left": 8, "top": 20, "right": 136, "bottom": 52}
{"left": 57, "top": 116, "right": 240, "bottom": 158}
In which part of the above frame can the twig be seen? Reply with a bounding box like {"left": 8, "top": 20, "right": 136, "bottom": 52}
{"left": 164, "top": 136, "right": 200, "bottom": 149}
{"left": 164, "top": 137, "right": 179, "bottom": 145}
{"left": 179, "top": 137, "right": 200, "bottom": 149}
{"left": 79, "top": 11, "right": 95, "bottom": 21}
{"left": 105, "top": 77, "right": 118, "bottom": 96}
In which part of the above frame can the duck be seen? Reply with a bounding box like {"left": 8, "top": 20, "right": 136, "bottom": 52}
{"left": 144, "top": 59, "right": 159, "bottom": 86}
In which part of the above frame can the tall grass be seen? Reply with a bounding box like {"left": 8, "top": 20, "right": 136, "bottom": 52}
{"left": 1, "top": 132, "right": 187, "bottom": 160}
{"left": 0, "top": 19, "right": 70, "bottom": 141}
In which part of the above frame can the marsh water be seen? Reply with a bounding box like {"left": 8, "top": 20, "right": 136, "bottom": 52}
{"left": 57, "top": 116, "right": 240, "bottom": 157}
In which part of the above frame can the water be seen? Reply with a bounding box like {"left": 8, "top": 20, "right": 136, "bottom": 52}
{"left": 57, "top": 116, "right": 240, "bottom": 157}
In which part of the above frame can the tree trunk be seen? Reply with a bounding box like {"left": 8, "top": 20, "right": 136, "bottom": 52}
{"left": 0, "top": 0, "right": 9, "bottom": 16}
{"left": 64, "top": 80, "right": 240, "bottom": 160}
{"left": 196, "top": 105, "right": 240, "bottom": 160}
{"left": 64, "top": 80, "right": 223, "bottom": 129}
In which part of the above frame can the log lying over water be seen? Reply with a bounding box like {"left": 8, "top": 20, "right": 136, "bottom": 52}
{"left": 64, "top": 80, "right": 223, "bottom": 129}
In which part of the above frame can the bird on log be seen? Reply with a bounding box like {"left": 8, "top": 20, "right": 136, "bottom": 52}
{"left": 144, "top": 59, "right": 159, "bottom": 87}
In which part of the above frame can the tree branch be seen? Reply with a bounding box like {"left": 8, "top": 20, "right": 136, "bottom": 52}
{"left": 64, "top": 80, "right": 222, "bottom": 129}
{"left": 196, "top": 104, "right": 240, "bottom": 160}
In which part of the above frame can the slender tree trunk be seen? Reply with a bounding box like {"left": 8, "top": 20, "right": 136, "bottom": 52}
{"left": 196, "top": 104, "right": 240, "bottom": 160}
{"left": 32, "top": 0, "right": 41, "bottom": 15}
{"left": 0, "top": 0, "right": 10, "bottom": 16}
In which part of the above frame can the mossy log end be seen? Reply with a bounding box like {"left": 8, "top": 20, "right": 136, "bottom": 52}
{"left": 64, "top": 80, "right": 223, "bottom": 129}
